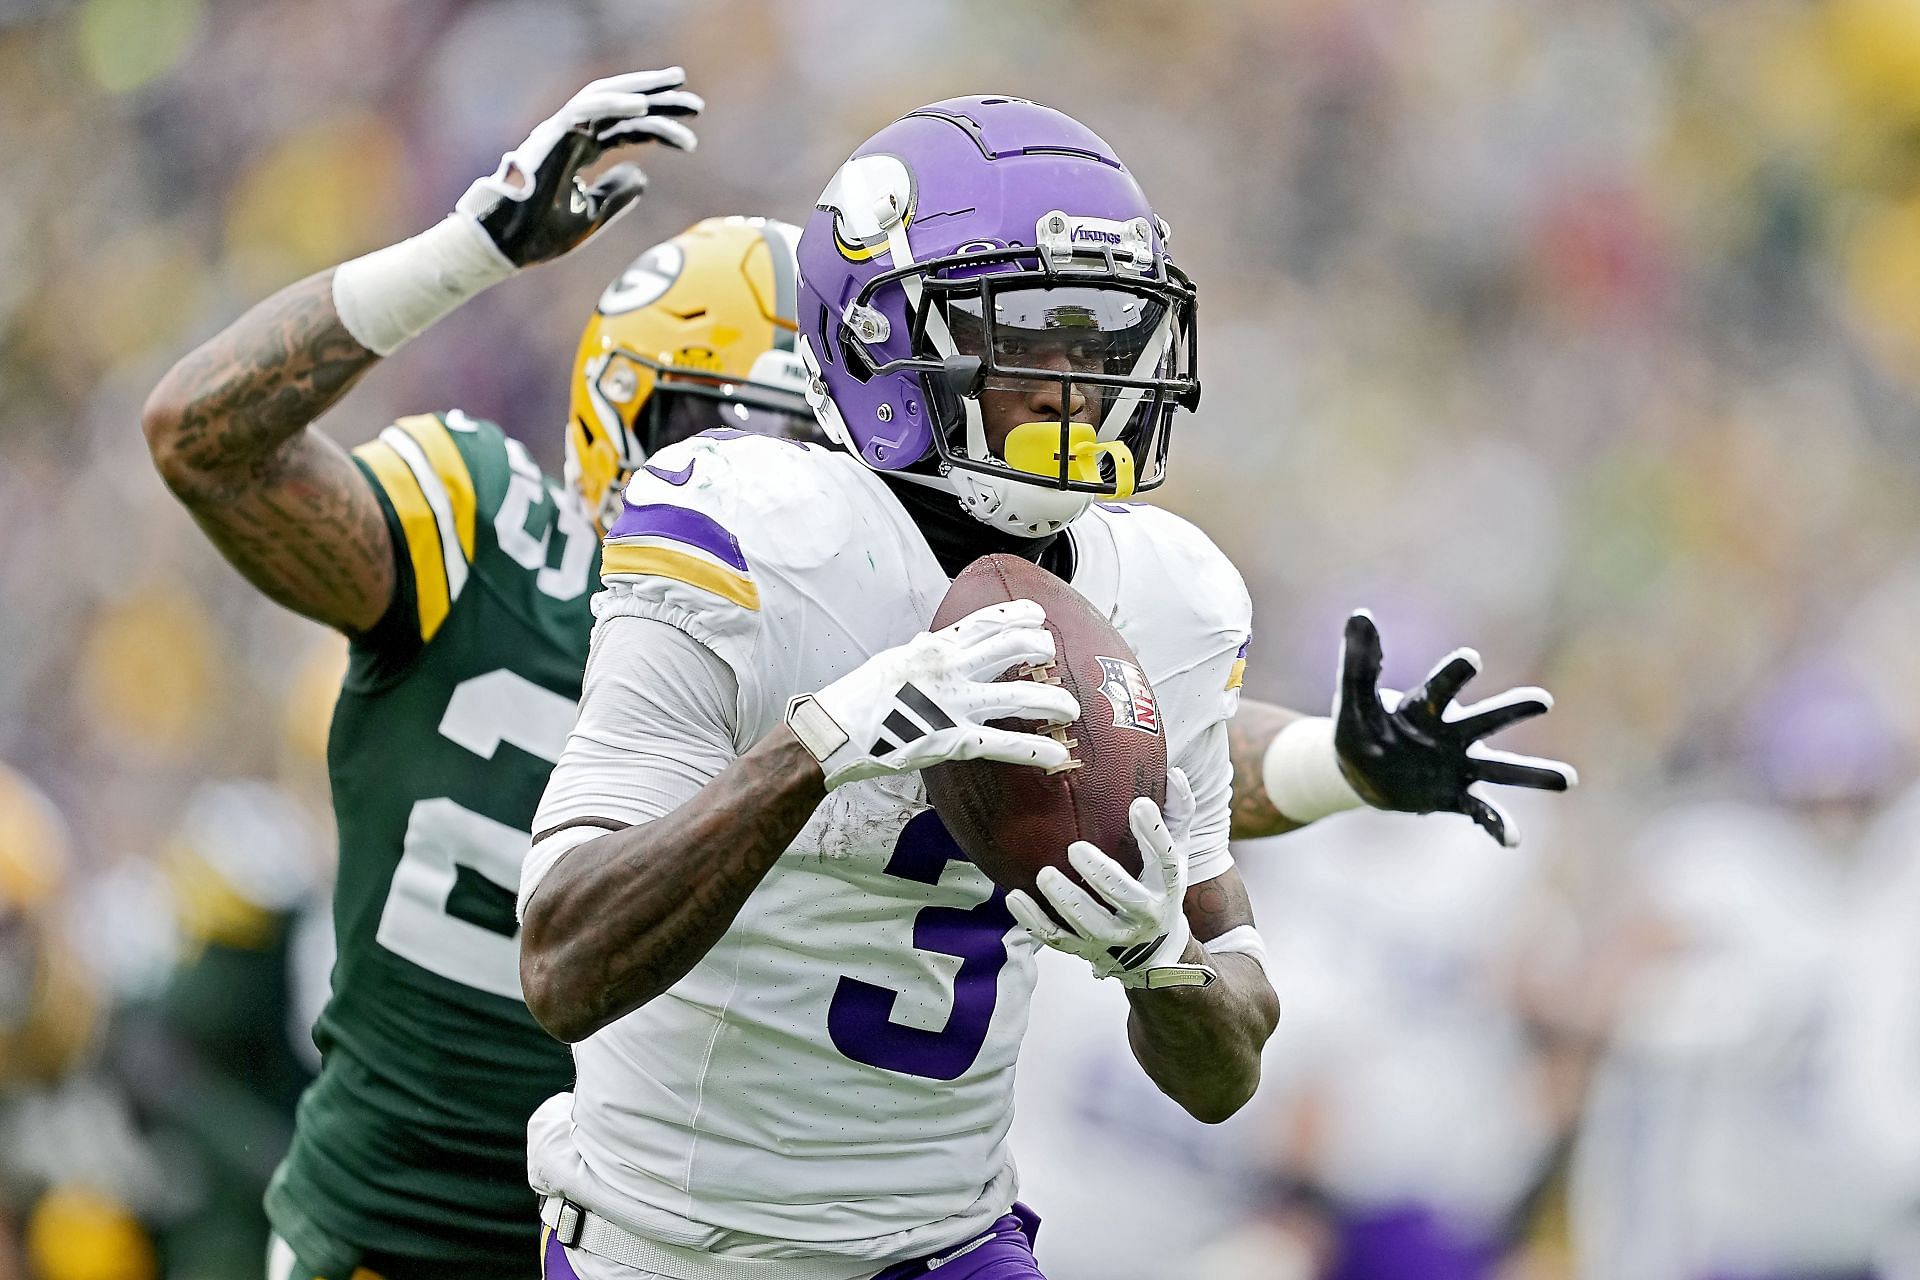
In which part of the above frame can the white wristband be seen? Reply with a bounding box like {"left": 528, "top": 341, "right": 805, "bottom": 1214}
{"left": 331, "top": 214, "right": 515, "bottom": 357}
{"left": 1204, "top": 923, "right": 1273, "bottom": 984}
{"left": 1261, "top": 715, "right": 1365, "bottom": 825}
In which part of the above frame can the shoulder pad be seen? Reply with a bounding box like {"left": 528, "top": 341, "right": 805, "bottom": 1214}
{"left": 598, "top": 432, "right": 837, "bottom": 665}
{"left": 1092, "top": 502, "right": 1252, "bottom": 715}
{"left": 1100, "top": 503, "right": 1252, "bottom": 639}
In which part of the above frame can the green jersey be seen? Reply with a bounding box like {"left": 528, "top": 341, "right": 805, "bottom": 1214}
{"left": 265, "top": 411, "right": 598, "bottom": 1275}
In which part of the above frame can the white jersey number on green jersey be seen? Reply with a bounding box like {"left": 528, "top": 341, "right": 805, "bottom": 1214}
{"left": 375, "top": 672, "right": 577, "bottom": 998}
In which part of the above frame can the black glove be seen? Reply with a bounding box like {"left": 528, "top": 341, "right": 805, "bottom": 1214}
{"left": 454, "top": 69, "right": 702, "bottom": 268}
{"left": 1333, "top": 610, "right": 1576, "bottom": 847}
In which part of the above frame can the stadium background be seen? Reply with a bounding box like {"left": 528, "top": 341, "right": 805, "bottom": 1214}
{"left": 5, "top": 0, "right": 1920, "bottom": 1277}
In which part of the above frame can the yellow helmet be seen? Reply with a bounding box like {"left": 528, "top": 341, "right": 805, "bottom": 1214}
{"left": 567, "top": 216, "right": 818, "bottom": 532}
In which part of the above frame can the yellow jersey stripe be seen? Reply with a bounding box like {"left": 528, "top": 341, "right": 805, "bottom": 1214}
{"left": 379, "top": 426, "right": 469, "bottom": 604}
{"left": 1225, "top": 658, "right": 1246, "bottom": 691}
{"left": 602, "top": 544, "right": 760, "bottom": 611}
{"left": 352, "top": 439, "right": 452, "bottom": 640}
{"left": 392, "top": 414, "right": 476, "bottom": 561}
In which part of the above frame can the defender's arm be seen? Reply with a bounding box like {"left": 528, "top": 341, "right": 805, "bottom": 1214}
{"left": 1228, "top": 698, "right": 1309, "bottom": 840}
{"left": 142, "top": 273, "right": 393, "bottom": 632}
{"left": 141, "top": 70, "right": 701, "bottom": 633}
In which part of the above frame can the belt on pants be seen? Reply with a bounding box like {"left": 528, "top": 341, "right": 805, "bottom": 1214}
{"left": 538, "top": 1196, "right": 880, "bottom": 1280}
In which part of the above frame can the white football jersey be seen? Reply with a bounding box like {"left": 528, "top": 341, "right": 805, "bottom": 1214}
{"left": 523, "top": 431, "right": 1250, "bottom": 1265}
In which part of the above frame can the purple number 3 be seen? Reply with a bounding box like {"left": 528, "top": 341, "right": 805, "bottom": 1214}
{"left": 828, "top": 810, "right": 1015, "bottom": 1080}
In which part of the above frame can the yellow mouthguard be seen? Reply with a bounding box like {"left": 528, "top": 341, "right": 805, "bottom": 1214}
{"left": 1002, "top": 422, "right": 1136, "bottom": 498}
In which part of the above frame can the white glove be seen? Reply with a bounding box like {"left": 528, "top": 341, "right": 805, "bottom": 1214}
{"left": 784, "top": 600, "right": 1080, "bottom": 791}
{"left": 332, "top": 69, "right": 703, "bottom": 356}
{"left": 1006, "top": 769, "right": 1217, "bottom": 990}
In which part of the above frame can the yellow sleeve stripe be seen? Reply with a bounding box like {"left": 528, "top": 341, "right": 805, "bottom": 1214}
{"left": 601, "top": 543, "right": 760, "bottom": 611}
{"left": 392, "top": 414, "right": 476, "bottom": 560}
{"left": 1225, "top": 658, "right": 1246, "bottom": 691}
{"left": 378, "top": 425, "right": 470, "bottom": 605}
{"left": 353, "top": 438, "right": 452, "bottom": 641}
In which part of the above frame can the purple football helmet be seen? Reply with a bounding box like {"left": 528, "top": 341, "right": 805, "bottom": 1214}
{"left": 795, "top": 96, "right": 1201, "bottom": 536}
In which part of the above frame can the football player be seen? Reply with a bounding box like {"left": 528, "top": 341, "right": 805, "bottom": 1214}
{"left": 140, "top": 65, "right": 1569, "bottom": 1280}
{"left": 515, "top": 94, "right": 1571, "bottom": 1280}
{"left": 141, "top": 71, "right": 821, "bottom": 1280}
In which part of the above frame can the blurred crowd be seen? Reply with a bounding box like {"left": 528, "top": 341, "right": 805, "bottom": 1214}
{"left": 5, "top": 0, "right": 1920, "bottom": 1277}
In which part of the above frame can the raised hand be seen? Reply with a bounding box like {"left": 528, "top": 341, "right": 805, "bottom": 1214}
{"left": 456, "top": 69, "right": 703, "bottom": 268}
{"left": 1333, "top": 609, "right": 1576, "bottom": 848}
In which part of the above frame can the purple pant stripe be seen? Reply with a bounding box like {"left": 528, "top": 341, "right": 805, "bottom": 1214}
{"left": 869, "top": 1207, "right": 1044, "bottom": 1280}
{"left": 540, "top": 1206, "right": 1044, "bottom": 1280}
{"left": 542, "top": 1228, "right": 582, "bottom": 1280}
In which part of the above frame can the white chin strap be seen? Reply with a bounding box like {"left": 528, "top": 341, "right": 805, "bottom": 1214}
{"left": 798, "top": 332, "right": 853, "bottom": 450}
{"left": 1097, "top": 307, "right": 1176, "bottom": 444}
{"left": 950, "top": 469, "right": 1091, "bottom": 537}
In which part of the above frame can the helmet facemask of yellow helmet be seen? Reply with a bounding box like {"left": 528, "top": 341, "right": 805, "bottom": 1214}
{"left": 566, "top": 217, "right": 820, "bottom": 534}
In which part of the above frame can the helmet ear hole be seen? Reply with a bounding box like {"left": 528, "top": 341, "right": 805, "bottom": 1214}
{"left": 838, "top": 328, "right": 872, "bottom": 384}
{"left": 814, "top": 305, "right": 837, "bottom": 367}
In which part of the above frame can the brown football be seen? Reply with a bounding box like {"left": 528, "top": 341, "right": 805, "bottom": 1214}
{"left": 923, "top": 553, "right": 1167, "bottom": 905}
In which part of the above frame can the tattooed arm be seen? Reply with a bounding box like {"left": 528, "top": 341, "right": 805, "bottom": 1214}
{"left": 519, "top": 726, "right": 825, "bottom": 1042}
{"left": 515, "top": 615, "right": 827, "bottom": 1042}
{"left": 141, "top": 269, "right": 395, "bottom": 634}
{"left": 140, "top": 71, "right": 707, "bottom": 634}
{"left": 517, "top": 606, "right": 1071, "bottom": 1043}
{"left": 1125, "top": 868, "right": 1279, "bottom": 1123}
{"left": 1228, "top": 698, "right": 1311, "bottom": 840}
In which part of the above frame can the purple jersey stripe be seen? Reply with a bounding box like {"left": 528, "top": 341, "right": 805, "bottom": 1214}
{"left": 606, "top": 504, "right": 749, "bottom": 572}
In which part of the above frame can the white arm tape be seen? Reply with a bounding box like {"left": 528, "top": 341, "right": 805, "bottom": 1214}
{"left": 331, "top": 214, "right": 515, "bottom": 356}
{"left": 1202, "top": 923, "right": 1272, "bottom": 982}
{"left": 1261, "top": 715, "right": 1365, "bottom": 825}
{"left": 517, "top": 824, "right": 610, "bottom": 922}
